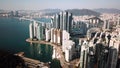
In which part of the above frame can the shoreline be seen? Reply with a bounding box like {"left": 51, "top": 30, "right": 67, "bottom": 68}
{"left": 26, "top": 38, "right": 70, "bottom": 68}
{"left": 26, "top": 38, "right": 80, "bottom": 68}
{"left": 26, "top": 38, "right": 58, "bottom": 47}
{"left": 15, "top": 52, "right": 50, "bottom": 68}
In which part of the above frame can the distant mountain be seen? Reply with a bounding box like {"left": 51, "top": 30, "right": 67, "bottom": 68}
{"left": 44, "top": 9, "right": 101, "bottom": 16}
{"left": 41, "top": 9, "right": 62, "bottom": 16}
{"left": 42, "top": 9, "right": 61, "bottom": 13}
{"left": 40, "top": 9, "right": 62, "bottom": 14}
{"left": 93, "top": 8, "right": 120, "bottom": 14}
{"left": 65, "top": 9, "right": 100, "bottom": 16}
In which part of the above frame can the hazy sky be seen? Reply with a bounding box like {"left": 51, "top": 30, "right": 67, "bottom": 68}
{"left": 0, "top": 0, "right": 120, "bottom": 10}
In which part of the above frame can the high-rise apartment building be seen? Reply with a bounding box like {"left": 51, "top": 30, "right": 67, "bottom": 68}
{"left": 36, "top": 23, "right": 43, "bottom": 40}
{"left": 79, "top": 40, "right": 89, "bottom": 68}
{"left": 50, "top": 28, "right": 62, "bottom": 45}
{"left": 15, "top": 11, "right": 19, "bottom": 17}
{"left": 103, "top": 20, "right": 110, "bottom": 29}
{"left": 53, "top": 14, "right": 60, "bottom": 29}
{"left": 29, "top": 23, "right": 34, "bottom": 39}
{"left": 29, "top": 21, "right": 44, "bottom": 40}
{"left": 71, "top": 21, "right": 88, "bottom": 35}
{"left": 45, "top": 28, "right": 51, "bottom": 41}
{"left": 107, "top": 47, "right": 118, "bottom": 68}
{"left": 65, "top": 40, "right": 75, "bottom": 62}
{"left": 62, "top": 30, "right": 70, "bottom": 52}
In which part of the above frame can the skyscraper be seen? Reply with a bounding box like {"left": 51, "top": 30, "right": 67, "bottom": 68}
{"left": 79, "top": 41, "right": 89, "bottom": 68}
{"left": 103, "top": 20, "right": 110, "bottom": 29}
{"left": 15, "top": 11, "right": 19, "bottom": 17}
{"left": 10, "top": 11, "right": 14, "bottom": 17}
{"left": 53, "top": 11, "right": 73, "bottom": 33}
{"left": 71, "top": 21, "right": 88, "bottom": 35}
{"left": 29, "top": 23, "right": 34, "bottom": 39}
{"left": 60, "top": 12, "right": 63, "bottom": 30}
{"left": 107, "top": 47, "right": 118, "bottom": 68}
{"left": 36, "top": 23, "right": 43, "bottom": 40}
{"left": 53, "top": 14, "right": 60, "bottom": 29}
{"left": 57, "top": 29, "right": 62, "bottom": 45}
{"left": 67, "top": 12, "right": 72, "bottom": 33}
{"left": 29, "top": 21, "right": 44, "bottom": 40}
{"left": 33, "top": 21, "right": 38, "bottom": 38}
{"left": 50, "top": 28, "right": 54, "bottom": 43}
{"left": 45, "top": 28, "right": 51, "bottom": 41}
{"left": 63, "top": 12, "right": 67, "bottom": 30}
{"left": 117, "top": 16, "right": 120, "bottom": 26}
{"left": 65, "top": 40, "right": 75, "bottom": 62}
{"left": 62, "top": 30, "right": 70, "bottom": 52}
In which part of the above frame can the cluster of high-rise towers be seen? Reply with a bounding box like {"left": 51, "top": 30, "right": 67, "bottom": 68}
{"left": 52, "top": 11, "right": 73, "bottom": 33}
{"left": 29, "top": 11, "right": 76, "bottom": 62}
{"left": 29, "top": 11, "right": 120, "bottom": 67}
{"left": 29, "top": 11, "right": 73, "bottom": 40}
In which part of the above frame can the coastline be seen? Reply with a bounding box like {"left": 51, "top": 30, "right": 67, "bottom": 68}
{"left": 15, "top": 52, "right": 50, "bottom": 68}
{"left": 26, "top": 38, "right": 80, "bottom": 68}
{"left": 26, "top": 38, "right": 58, "bottom": 47}
{"left": 26, "top": 38, "right": 70, "bottom": 68}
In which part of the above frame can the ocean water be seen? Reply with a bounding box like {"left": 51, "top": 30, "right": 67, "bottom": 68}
{"left": 0, "top": 17, "right": 53, "bottom": 62}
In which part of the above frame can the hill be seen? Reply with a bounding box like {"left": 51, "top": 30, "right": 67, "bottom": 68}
{"left": 44, "top": 9, "right": 101, "bottom": 16}
{"left": 93, "top": 8, "right": 120, "bottom": 14}
{"left": 65, "top": 9, "right": 100, "bottom": 16}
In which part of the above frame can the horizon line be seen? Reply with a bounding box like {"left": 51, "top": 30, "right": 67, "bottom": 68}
{"left": 0, "top": 8, "right": 120, "bottom": 11}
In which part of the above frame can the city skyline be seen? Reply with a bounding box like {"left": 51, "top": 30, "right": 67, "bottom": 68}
{"left": 0, "top": 0, "right": 120, "bottom": 10}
